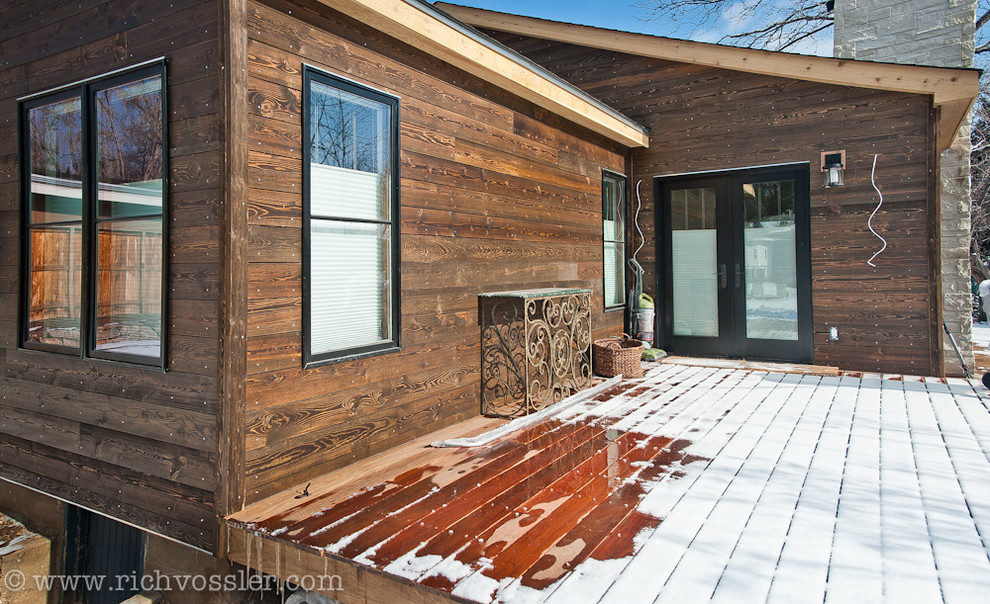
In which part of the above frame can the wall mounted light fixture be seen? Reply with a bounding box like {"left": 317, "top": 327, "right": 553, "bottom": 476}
{"left": 821, "top": 150, "right": 846, "bottom": 188}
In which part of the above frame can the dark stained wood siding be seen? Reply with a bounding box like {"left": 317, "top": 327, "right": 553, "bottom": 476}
{"left": 0, "top": 0, "right": 221, "bottom": 550}
{"left": 239, "top": 0, "right": 627, "bottom": 504}
{"left": 485, "top": 33, "right": 938, "bottom": 375}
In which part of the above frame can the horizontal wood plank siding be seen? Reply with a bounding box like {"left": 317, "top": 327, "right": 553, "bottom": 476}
{"left": 240, "top": 0, "right": 627, "bottom": 504}
{"left": 0, "top": 0, "right": 221, "bottom": 551}
{"left": 486, "top": 33, "right": 936, "bottom": 375}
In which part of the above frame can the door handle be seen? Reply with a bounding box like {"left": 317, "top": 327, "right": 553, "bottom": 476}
{"left": 735, "top": 263, "right": 743, "bottom": 288}
{"left": 717, "top": 264, "right": 727, "bottom": 289}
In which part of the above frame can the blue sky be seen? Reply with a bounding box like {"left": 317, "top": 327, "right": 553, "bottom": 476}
{"left": 437, "top": 1, "right": 684, "bottom": 37}
{"left": 435, "top": 1, "right": 835, "bottom": 56}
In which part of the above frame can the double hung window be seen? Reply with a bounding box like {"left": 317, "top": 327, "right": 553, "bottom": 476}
{"left": 303, "top": 67, "right": 400, "bottom": 366}
{"left": 603, "top": 171, "right": 627, "bottom": 309}
{"left": 20, "top": 62, "right": 166, "bottom": 366}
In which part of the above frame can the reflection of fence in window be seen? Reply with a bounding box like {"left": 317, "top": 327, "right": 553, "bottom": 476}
{"left": 29, "top": 226, "right": 82, "bottom": 338}
{"left": 97, "top": 225, "right": 162, "bottom": 346}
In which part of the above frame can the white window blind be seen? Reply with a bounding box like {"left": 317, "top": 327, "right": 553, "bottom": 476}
{"left": 602, "top": 173, "right": 626, "bottom": 308}
{"left": 310, "top": 218, "right": 390, "bottom": 354}
{"left": 311, "top": 163, "right": 384, "bottom": 221}
{"left": 672, "top": 229, "right": 719, "bottom": 337}
{"left": 604, "top": 223, "right": 620, "bottom": 306}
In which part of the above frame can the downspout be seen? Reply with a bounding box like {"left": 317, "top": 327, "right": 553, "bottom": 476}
{"left": 931, "top": 99, "right": 945, "bottom": 376}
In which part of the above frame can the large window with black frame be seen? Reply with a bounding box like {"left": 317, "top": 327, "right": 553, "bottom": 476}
{"left": 20, "top": 61, "right": 166, "bottom": 367}
{"left": 303, "top": 67, "right": 400, "bottom": 366}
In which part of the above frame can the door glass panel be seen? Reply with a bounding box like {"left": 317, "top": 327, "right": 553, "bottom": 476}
{"left": 671, "top": 187, "right": 718, "bottom": 337}
{"left": 742, "top": 180, "right": 798, "bottom": 340}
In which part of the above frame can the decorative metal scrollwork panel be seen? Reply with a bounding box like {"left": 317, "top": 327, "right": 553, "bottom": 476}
{"left": 480, "top": 289, "right": 591, "bottom": 418}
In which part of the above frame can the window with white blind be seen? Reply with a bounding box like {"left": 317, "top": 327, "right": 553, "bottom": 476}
{"left": 303, "top": 68, "right": 400, "bottom": 366}
{"left": 603, "top": 171, "right": 627, "bottom": 309}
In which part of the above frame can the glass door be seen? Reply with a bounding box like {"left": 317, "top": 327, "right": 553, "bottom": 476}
{"left": 666, "top": 179, "right": 732, "bottom": 356}
{"left": 657, "top": 166, "right": 812, "bottom": 362}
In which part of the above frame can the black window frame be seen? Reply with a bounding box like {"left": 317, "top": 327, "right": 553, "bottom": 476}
{"left": 602, "top": 169, "right": 628, "bottom": 311}
{"left": 18, "top": 60, "right": 169, "bottom": 370}
{"left": 302, "top": 66, "right": 401, "bottom": 368}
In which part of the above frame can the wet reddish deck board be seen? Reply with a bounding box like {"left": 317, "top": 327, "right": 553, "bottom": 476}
{"left": 344, "top": 422, "right": 609, "bottom": 560}
{"left": 363, "top": 421, "right": 608, "bottom": 566}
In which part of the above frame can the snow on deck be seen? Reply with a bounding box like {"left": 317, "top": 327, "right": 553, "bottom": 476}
{"left": 229, "top": 364, "right": 990, "bottom": 603}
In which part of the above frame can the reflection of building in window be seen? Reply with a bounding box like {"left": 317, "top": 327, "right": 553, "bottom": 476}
{"left": 21, "top": 63, "right": 166, "bottom": 365}
{"left": 304, "top": 68, "right": 400, "bottom": 365}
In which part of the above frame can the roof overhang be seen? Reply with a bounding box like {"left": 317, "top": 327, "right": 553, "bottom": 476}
{"left": 313, "top": 0, "right": 649, "bottom": 147}
{"left": 437, "top": 3, "right": 980, "bottom": 151}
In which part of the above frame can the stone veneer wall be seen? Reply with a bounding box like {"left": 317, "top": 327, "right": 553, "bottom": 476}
{"left": 834, "top": 0, "right": 977, "bottom": 375}
{"left": 834, "top": 0, "right": 976, "bottom": 65}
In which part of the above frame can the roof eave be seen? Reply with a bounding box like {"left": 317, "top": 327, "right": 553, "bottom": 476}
{"left": 437, "top": 2, "right": 979, "bottom": 152}
{"left": 314, "top": 0, "right": 649, "bottom": 148}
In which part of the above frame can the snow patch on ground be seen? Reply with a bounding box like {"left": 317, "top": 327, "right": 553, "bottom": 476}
{"left": 382, "top": 547, "right": 443, "bottom": 580}
{"left": 542, "top": 557, "right": 632, "bottom": 602}
{"left": 424, "top": 555, "right": 477, "bottom": 585}
{"left": 491, "top": 578, "right": 547, "bottom": 604}
{"left": 0, "top": 516, "right": 31, "bottom": 557}
{"left": 450, "top": 572, "right": 502, "bottom": 603}
{"left": 973, "top": 322, "right": 990, "bottom": 350}
{"left": 353, "top": 540, "right": 385, "bottom": 567}
{"left": 324, "top": 524, "right": 372, "bottom": 555}
{"left": 0, "top": 534, "right": 29, "bottom": 556}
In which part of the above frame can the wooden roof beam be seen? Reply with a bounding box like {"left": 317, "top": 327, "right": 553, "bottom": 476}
{"left": 939, "top": 97, "right": 977, "bottom": 150}
{"left": 315, "top": 0, "right": 649, "bottom": 148}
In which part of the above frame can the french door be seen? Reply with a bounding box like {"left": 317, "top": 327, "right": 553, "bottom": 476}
{"left": 656, "top": 165, "right": 812, "bottom": 362}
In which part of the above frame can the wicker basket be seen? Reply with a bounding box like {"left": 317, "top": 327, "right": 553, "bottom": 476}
{"left": 593, "top": 333, "right": 645, "bottom": 378}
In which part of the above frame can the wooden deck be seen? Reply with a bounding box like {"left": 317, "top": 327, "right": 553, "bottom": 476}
{"left": 226, "top": 364, "right": 990, "bottom": 603}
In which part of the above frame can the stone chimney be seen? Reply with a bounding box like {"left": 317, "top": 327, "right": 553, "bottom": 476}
{"left": 834, "top": 0, "right": 978, "bottom": 376}
{"left": 834, "top": 0, "right": 976, "bottom": 67}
